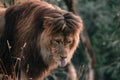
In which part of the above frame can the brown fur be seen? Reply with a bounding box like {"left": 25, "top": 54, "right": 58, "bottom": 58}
{"left": 0, "top": 8, "right": 6, "bottom": 37}
{"left": 0, "top": 1, "right": 83, "bottom": 80}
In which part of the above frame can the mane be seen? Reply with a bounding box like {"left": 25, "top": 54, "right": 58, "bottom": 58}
{"left": 0, "top": 1, "right": 83, "bottom": 79}
{"left": 0, "top": 8, "right": 6, "bottom": 37}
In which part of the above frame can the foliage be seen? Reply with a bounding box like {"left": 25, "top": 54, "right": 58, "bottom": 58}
{"left": 77, "top": 0, "right": 120, "bottom": 80}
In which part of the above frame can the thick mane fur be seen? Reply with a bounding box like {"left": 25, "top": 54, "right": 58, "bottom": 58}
{"left": 0, "top": 8, "right": 6, "bottom": 37}
{"left": 0, "top": 1, "right": 83, "bottom": 79}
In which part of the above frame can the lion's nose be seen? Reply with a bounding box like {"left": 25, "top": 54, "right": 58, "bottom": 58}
{"left": 60, "top": 55, "right": 67, "bottom": 59}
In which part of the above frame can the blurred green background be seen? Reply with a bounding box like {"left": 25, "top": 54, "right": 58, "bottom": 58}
{"left": 0, "top": 0, "right": 120, "bottom": 80}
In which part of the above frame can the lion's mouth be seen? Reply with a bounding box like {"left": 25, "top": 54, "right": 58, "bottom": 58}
{"left": 58, "top": 59, "right": 67, "bottom": 67}
{"left": 53, "top": 57, "right": 67, "bottom": 67}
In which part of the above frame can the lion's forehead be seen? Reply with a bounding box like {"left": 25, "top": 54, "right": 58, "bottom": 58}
{"left": 53, "top": 33, "right": 73, "bottom": 41}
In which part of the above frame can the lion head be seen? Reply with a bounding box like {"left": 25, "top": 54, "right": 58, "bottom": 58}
{"left": 39, "top": 10, "right": 83, "bottom": 67}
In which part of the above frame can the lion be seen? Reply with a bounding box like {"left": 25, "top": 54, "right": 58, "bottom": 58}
{"left": 0, "top": 0, "right": 83, "bottom": 80}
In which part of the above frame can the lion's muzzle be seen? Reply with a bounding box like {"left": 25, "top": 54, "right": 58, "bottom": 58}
{"left": 59, "top": 59, "right": 67, "bottom": 67}
{"left": 58, "top": 55, "right": 67, "bottom": 67}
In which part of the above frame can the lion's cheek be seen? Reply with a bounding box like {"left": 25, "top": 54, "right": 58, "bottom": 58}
{"left": 68, "top": 52, "right": 74, "bottom": 60}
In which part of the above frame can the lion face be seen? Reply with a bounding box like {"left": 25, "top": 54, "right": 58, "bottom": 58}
{"left": 40, "top": 30, "right": 79, "bottom": 67}
{"left": 50, "top": 33, "right": 74, "bottom": 67}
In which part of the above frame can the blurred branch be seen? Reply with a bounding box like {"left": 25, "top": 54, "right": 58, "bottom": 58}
{"left": 63, "top": 0, "right": 96, "bottom": 80}
{"left": 63, "top": 0, "right": 78, "bottom": 15}
{"left": 10, "top": 0, "right": 14, "bottom": 5}
{"left": 0, "top": 0, "right": 10, "bottom": 7}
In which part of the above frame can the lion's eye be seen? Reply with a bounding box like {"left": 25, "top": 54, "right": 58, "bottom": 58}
{"left": 55, "top": 40, "right": 61, "bottom": 44}
{"left": 67, "top": 40, "right": 72, "bottom": 44}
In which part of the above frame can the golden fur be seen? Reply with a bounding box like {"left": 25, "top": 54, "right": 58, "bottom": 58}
{"left": 0, "top": 1, "right": 83, "bottom": 79}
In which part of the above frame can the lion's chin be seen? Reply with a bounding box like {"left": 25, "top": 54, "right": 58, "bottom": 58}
{"left": 58, "top": 59, "right": 67, "bottom": 67}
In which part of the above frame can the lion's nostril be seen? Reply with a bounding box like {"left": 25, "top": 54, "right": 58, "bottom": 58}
{"left": 60, "top": 55, "right": 67, "bottom": 59}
